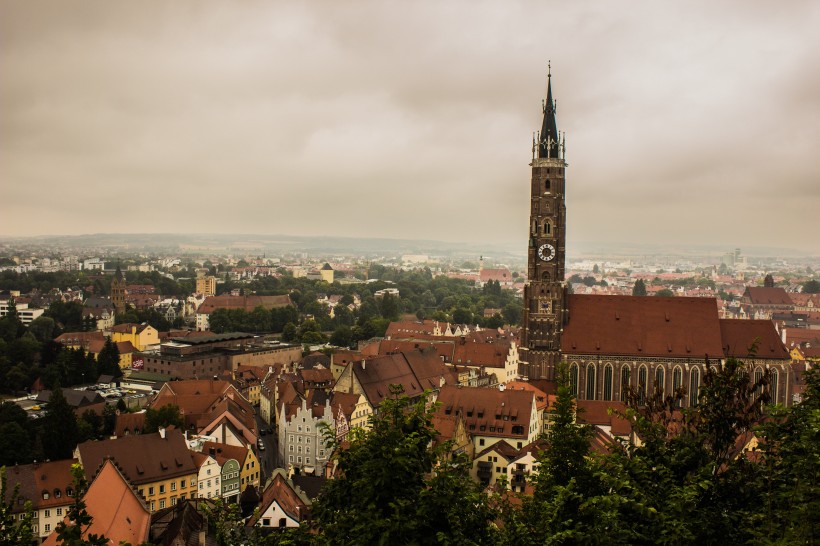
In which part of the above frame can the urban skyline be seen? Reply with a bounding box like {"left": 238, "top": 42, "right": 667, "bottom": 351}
{"left": 2, "top": 1, "right": 818, "bottom": 254}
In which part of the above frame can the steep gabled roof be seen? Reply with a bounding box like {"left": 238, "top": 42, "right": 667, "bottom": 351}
{"left": 79, "top": 459, "right": 151, "bottom": 545}
{"left": 249, "top": 470, "right": 311, "bottom": 525}
{"left": 562, "top": 295, "right": 724, "bottom": 359}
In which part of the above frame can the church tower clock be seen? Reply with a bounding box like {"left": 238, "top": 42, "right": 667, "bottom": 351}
{"left": 521, "top": 66, "right": 568, "bottom": 381}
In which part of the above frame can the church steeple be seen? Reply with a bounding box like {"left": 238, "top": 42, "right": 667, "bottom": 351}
{"left": 538, "top": 63, "right": 560, "bottom": 159}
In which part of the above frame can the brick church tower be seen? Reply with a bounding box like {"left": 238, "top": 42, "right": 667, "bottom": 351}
{"left": 110, "top": 263, "right": 126, "bottom": 316}
{"left": 520, "top": 66, "right": 569, "bottom": 381}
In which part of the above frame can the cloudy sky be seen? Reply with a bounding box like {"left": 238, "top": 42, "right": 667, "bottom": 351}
{"left": 2, "top": 1, "right": 818, "bottom": 254}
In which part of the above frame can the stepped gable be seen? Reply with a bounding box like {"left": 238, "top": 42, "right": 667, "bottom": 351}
{"left": 719, "top": 319, "right": 789, "bottom": 359}
{"left": 744, "top": 286, "right": 792, "bottom": 305}
{"left": 77, "top": 428, "right": 196, "bottom": 485}
{"left": 562, "top": 295, "right": 724, "bottom": 359}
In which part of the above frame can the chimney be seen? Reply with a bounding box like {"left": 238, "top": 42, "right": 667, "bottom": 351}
{"left": 158, "top": 426, "right": 166, "bottom": 439}
{"left": 781, "top": 327, "right": 787, "bottom": 345}
{"left": 361, "top": 360, "right": 366, "bottom": 370}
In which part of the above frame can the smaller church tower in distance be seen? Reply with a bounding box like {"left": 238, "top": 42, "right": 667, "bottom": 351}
{"left": 520, "top": 65, "right": 569, "bottom": 381}
{"left": 110, "top": 263, "right": 126, "bottom": 316}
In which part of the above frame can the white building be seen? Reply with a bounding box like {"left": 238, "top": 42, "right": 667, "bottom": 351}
{"left": 0, "top": 300, "right": 44, "bottom": 325}
{"left": 278, "top": 395, "right": 334, "bottom": 476}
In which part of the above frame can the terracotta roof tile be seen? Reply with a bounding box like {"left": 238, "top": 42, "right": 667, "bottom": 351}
{"left": 562, "top": 295, "right": 724, "bottom": 359}
{"left": 719, "top": 319, "right": 790, "bottom": 359}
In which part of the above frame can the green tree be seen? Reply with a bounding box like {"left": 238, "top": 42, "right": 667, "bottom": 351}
{"left": 330, "top": 326, "right": 353, "bottom": 348}
{"left": 632, "top": 279, "right": 647, "bottom": 296}
{"left": 44, "top": 384, "right": 79, "bottom": 460}
{"left": 282, "top": 322, "right": 297, "bottom": 342}
{"left": 803, "top": 279, "right": 820, "bottom": 293}
{"left": 143, "top": 404, "right": 184, "bottom": 433}
{"left": 754, "top": 367, "right": 820, "bottom": 542}
{"left": 313, "top": 385, "right": 498, "bottom": 545}
{"left": 502, "top": 302, "right": 522, "bottom": 326}
{"left": 655, "top": 288, "right": 674, "bottom": 297}
{"left": 0, "top": 402, "right": 32, "bottom": 466}
{"left": 96, "top": 338, "right": 122, "bottom": 379}
{"left": 27, "top": 316, "right": 56, "bottom": 343}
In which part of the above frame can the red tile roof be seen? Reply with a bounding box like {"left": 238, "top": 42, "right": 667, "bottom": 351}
{"left": 743, "top": 287, "right": 793, "bottom": 305}
{"left": 435, "top": 385, "right": 535, "bottom": 440}
{"left": 77, "top": 429, "right": 196, "bottom": 486}
{"left": 78, "top": 459, "right": 151, "bottom": 545}
{"left": 719, "top": 319, "right": 789, "bottom": 359}
{"left": 562, "top": 295, "right": 725, "bottom": 359}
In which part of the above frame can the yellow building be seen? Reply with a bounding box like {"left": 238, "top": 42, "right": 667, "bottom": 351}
{"left": 320, "top": 263, "right": 334, "bottom": 283}
{"left": 196, "top": 275, "right": 217, "bottom": 297}
{"left": 76, "top": 428, "right": 198, "bottom": 513}
{"left": 110, "top": 323, "right": 159, "bottom": 351}
{"left": 240, "top": 447, "right": 262, "bottom": 492}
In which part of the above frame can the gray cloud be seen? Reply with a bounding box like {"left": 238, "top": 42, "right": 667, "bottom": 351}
{"left": 1, "top": 0, "right": 818, "bottom": 253}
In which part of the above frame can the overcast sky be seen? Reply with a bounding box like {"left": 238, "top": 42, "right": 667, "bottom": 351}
{"left": 2, "top": 1, "right": 818, "bottom": 254}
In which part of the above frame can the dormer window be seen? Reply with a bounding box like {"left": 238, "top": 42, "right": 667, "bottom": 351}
{"left": 66, "top": 487, "right": 73, "bottom": 497}
{"left": 42, "top": 491, "right": 49, "bottom": 500}
{"left": 54, "top": 489, "right": 61, "bottom": 498}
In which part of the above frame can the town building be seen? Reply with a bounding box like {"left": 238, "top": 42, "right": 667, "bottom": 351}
{"left": 196, "top": 294, "right": 293, "bottom": 331}
{"left": 138, "top": 333, "right": 301, "bottom": 380}
{"left": 2, "top": 459, "right": 75, "bottom": 542}
{"left": 75, "top": 427, "right": 198, "bottom": 513}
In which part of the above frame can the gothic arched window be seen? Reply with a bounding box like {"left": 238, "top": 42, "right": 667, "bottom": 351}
{"left": 770, "top": 369, "right": 779, "bottom": 404}
{"left": 672, "top": 366, "right": 683, "bottom": 407}
{"left": 545, "top": 179, "right": 551, "bottom": 192}
{"left": 654, "top": 366, "right": 665, "bottom": 396}
{"left": 620, "top": 366, "right": 631, "bottom": 399}
{"left": 542, "top": 272, "right": 551, "bottom": 283}
{"left": 585, "top": 364, "right": 596, "bottom": 400}
{"left": 689, "top": 367, "right": 700, "bottom": 407}
{"left": 543, "top": 221, "right": 552, "bottom": 235}
{"left": 569, "top": 363, "right": 579, "bottom": 396}
{"left": 638, "top": 365, "right": 648, "bottom": 402}
{"left": 603, "top": 364, "right": 613, "bottom": 401}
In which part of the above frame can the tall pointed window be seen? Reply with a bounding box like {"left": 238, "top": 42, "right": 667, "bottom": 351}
{"left": 770, "top": 369, "right": 779, "bottom": 404}
{"left": 638, "top": 365, "right": 648, "bottom": 402}
{"left": 603, "top": 364, "right": 613, "bottom": 401}
{"left": 620, "top": 367, "right": 631, "bottom": 400}
{"left": 543, "top": 221, "right": 552, "bottom": 235}
{"left": 689, "top": 367, "right": 700, "bottom": 407}
{"left": 569, "top": 363, "right": 579, "bottom": 396}
{"left": 585, "top": 364, "right": 596, "bottom": 400}
{"left": 654, "top": 366, "right": 665, "bottom": 396}
{"left": 673, "top": 367, "right": 683, "bottom": 407}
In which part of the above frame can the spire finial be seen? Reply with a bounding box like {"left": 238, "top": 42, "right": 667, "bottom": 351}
{"left": 548, "top": 60, "right": 551, "bottom": 79}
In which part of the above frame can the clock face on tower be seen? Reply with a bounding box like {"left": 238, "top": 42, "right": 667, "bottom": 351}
{"left": 537, "top": 243, "right": 556, "bottom": 262}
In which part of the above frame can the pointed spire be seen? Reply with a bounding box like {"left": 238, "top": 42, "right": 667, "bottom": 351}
{"left": 115, "top": 261, "right": 123, "bottom": 282}
{"left": 538, "top": 62, "right": 560, "bottom": 159}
